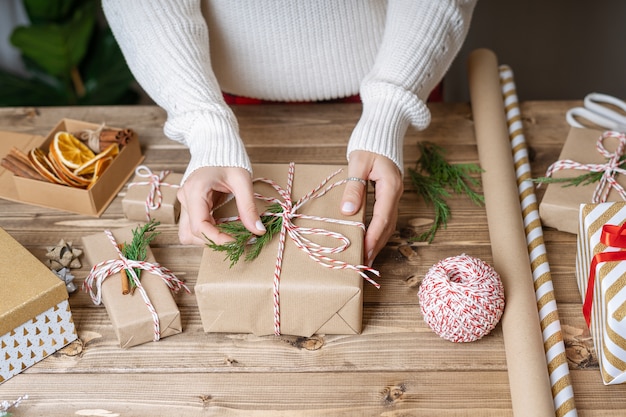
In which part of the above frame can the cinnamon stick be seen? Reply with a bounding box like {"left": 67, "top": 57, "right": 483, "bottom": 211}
{"left": 2, "top": 149, "right": 49, "bottom": 182}
{"left": 1, "top": 157, "right": 34, "bottom": 179}
{"left": 119, "top": 243, "right": 131, "bottom": 295}
{"left": 98, "top": 128, "right": 132, "bottom": 151}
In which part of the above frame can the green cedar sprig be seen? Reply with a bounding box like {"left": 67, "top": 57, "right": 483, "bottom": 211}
{"left": 121, "top": 219, "right": 160, "bottom": 287}
{"left": 408, "top": 142, "right": 484, "bottom": 243}
{"left": 206, "top": 203, "right": 284, "bottom": 267}
{"left": 532, "top": 156, "right": 626, "bottom": 187}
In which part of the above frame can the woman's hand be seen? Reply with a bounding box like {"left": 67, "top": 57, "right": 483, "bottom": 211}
{"left": 177, "top": 166, "right": 266, "bottom": 245}
{"left": 341, "top": 150, "right": 403, "bottom": 267}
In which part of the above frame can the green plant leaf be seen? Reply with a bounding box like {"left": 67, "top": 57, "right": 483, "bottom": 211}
{"left": 23, "top": 0, "right": 83, "bottom": 24}
{"left": 78, "top": 28, "right": 139, "bottom": 105}
{"left": 10, "top": 4, "right": 95, "bottom": 77}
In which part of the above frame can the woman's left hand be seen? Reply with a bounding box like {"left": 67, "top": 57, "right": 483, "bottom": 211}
{"left": 341, "top": 150, "right": 403, "bottom": 267}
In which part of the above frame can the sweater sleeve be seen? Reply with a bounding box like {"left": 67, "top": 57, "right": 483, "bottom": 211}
{"left": 347, "top": 0, "right": 477, "bottom": 174}
{"left": 102, "top": 0, "right": 251, "bottom": 182}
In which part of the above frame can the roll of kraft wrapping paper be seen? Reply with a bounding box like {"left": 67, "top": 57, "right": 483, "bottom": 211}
{"left": 499, "top": 65, "right": 578, "bottom": 417}
{"left": 468, "top": 48, "right": 555, "bottom": 416}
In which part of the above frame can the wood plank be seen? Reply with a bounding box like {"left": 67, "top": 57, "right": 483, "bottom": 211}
{"left": 15, "top": 305, "right": 505, "bottom": 374}
{"left": 0, "top": 371, "right": 514, "bottom": 417}
{"left": 2, "top": 370, "right": 625, "bottom": 416}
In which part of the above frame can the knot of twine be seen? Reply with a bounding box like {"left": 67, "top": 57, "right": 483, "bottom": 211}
{"left": 82, "top": 230, "right": 190, "bottom": 341}
{"left": 128, "top": 165, "right": 180, "bottom": 221}
{"left": 418, "top": 254, "right": 505, "bottom": 343}
{"left": 545, "top": 130, "right": 626, "bottom": 203}
{"left": 218, "top": 162, "right": 380, "bottom": 336}
{"left": 79, "top": 122, "right": 106, "bottom": 153}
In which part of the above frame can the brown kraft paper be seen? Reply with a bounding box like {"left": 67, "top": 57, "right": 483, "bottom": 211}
{"left": 539, "top": 126, "right": 625, "bottom": 234}
{"left": 122, "top": 170, "right": 182, "bottom": 224}
{"left": 468, "top": 48, "right": 555, "bottom": 416}
{"left": 82, "top": 227, "right": 183, "bottom": 348}
{"left": 195, "top": 163, "right": 367, "bottom": 337}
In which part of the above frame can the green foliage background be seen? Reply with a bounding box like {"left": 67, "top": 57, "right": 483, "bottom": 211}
{"left": 0, "top": 0, "right": 138, "bottom": 106}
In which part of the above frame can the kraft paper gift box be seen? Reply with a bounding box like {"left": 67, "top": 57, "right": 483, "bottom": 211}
{"left": 122, "top": 166, "right": 182, "bottom": 224}
{"left": 539, "top": 127, "right": 626, "bottom": 234}
{"left": 82, "top": 227, "right": 186, "bottom": 348}
{"left": 195, "top": 163, "right": 373, "bottom": 337}
{"left": 0, "top": 118, "right": 143, "bottom": 217}
{"left": 576, "top": 201, "right": 626, "bottom": 384}
{"left": 0, "top": 227, "right": 78, "bottom": 384}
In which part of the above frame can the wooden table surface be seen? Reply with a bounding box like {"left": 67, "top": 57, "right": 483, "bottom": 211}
{"left": 1, "top": 102, "right": 626, "bottom": 416}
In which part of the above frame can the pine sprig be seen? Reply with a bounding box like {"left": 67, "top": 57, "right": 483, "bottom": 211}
{"left": 207, "top": 203, "right": 284, "bottom": 267}
{"left": 408, "top": 169, "right": 451, "bottom": 242}
{"left": 532, "top": 153, "right": 626, "bottom": 188}
{"left": 121, "top": 219, "right": 160, "bottom": 287}
{"left": 408, "top": 142, "right": 484, "bottom": 243}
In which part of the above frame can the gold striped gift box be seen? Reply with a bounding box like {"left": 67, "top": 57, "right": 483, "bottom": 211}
{"left": 576, "top": 201, "right": 626, "bottom": 384}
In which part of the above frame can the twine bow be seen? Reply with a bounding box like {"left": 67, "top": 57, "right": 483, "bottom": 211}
{"left": 584, "top": 222, "right": 626, "bottom": 327}
{"left": 128, "top": 165, "right": 180, "bottom": 221}
{"left": 218, "top": 162, "right": 380, "bottom": 336}
{"left": 79, "top": 122, "right": 106, "bottom": 152}
{"left": 82, "top": 230, "right": 190, "bottom": 341}
{"left": 545, "top": 130, "right": 626, "bottom": 203}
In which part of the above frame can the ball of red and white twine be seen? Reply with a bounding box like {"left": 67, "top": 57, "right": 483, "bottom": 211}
{"left": 418, "top": 254, "right": 505, "bottom": 343}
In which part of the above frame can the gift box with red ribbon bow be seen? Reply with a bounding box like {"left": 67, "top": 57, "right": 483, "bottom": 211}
{"left": 576, "top": 201, "right": 626, "bottom": 384}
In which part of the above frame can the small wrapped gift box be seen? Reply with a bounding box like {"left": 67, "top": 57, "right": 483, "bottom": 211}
{"left": 0, "top": 227, "right": 77, "bottom": 384}
{"left": 81, "top": 226, "right": 188, "bottom": 348}
{"left": 539, "top": 127, "right": 626, "bottom": 234}
{"left": 195, "top": 163, "right": 378, "bottom": 337}
{"left": 122, "top": 165, "right": 182, "bottom": 224}
{"left": 576, "top": 201, "right": 626, "bottom": 384}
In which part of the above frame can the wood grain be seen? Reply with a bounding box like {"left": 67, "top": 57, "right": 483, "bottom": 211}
{"left": 1, "top": 102, "right": 625, "bottom": 416}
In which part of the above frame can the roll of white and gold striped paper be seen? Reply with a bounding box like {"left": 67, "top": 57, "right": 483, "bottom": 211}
{"left": 499, "top": 64, "right": 578, "bottom": 417}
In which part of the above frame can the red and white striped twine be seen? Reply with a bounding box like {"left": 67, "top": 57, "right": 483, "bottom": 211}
{"left": 218, "top": 162, "right": 380, "bottom": 336}
{"left": 127, "top": 165, "right": 180, "bottom": 221}
{"left": 544, "top": 130, "right": 626, "bottom": 203}
{"left": 82, "top": 230, "right": 190, "bottom": 342}
{"left": 418, "top": 254, "right": 505, "bottom": 343}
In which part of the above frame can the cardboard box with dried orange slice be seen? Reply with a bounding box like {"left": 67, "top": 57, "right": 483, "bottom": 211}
{"left": 0, "top": 118, "right": 143, "bottom": 216}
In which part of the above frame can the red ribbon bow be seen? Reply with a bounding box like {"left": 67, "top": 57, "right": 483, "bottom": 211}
{"left": 583, "top": 222, "right": 626, "bottom": 327}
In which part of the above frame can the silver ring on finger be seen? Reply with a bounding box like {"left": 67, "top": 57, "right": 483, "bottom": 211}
{"left": 346, "top": 177, "right": 368, "bottom": 186}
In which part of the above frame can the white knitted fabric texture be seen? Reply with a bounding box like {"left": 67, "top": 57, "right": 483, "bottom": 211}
{"left": 102, "top": 0, "right": 476, "bottom": 182}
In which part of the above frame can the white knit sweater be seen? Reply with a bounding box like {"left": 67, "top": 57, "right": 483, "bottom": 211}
{"left": 102, "top": 0, "right": 476, "bottom": 181}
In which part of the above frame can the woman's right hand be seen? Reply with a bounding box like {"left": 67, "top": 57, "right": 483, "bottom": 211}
{"left": 176, "top": 166, "right": 266, "bottom": 245}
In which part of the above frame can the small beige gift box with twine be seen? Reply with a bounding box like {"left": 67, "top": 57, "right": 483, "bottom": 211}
{"left": 540, "top": 128, "right": 626, "bottom": 234}
{"left": 122, "top": 165, "right": 182, "bottom": 224}
{"left": 82, "top": 226, "right": 189, "bottom": 348}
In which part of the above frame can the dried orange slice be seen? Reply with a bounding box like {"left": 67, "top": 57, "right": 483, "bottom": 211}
{"left": 50, "top": 131, "right": 95, "bottom": 170}
{"left": 28, "top": 148, "right": 63, "bottom": 184}
{"left": 45, "top": 152, "right": 75, "bottom": 187}
{"left": 48, "top": 150, "right": 91, "bottom": 188}
{"left": 88, "top": 156, "right": 114, "bottom": 189}
{"left": 74, "top": 143, "right": 119, "bottom": 176}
